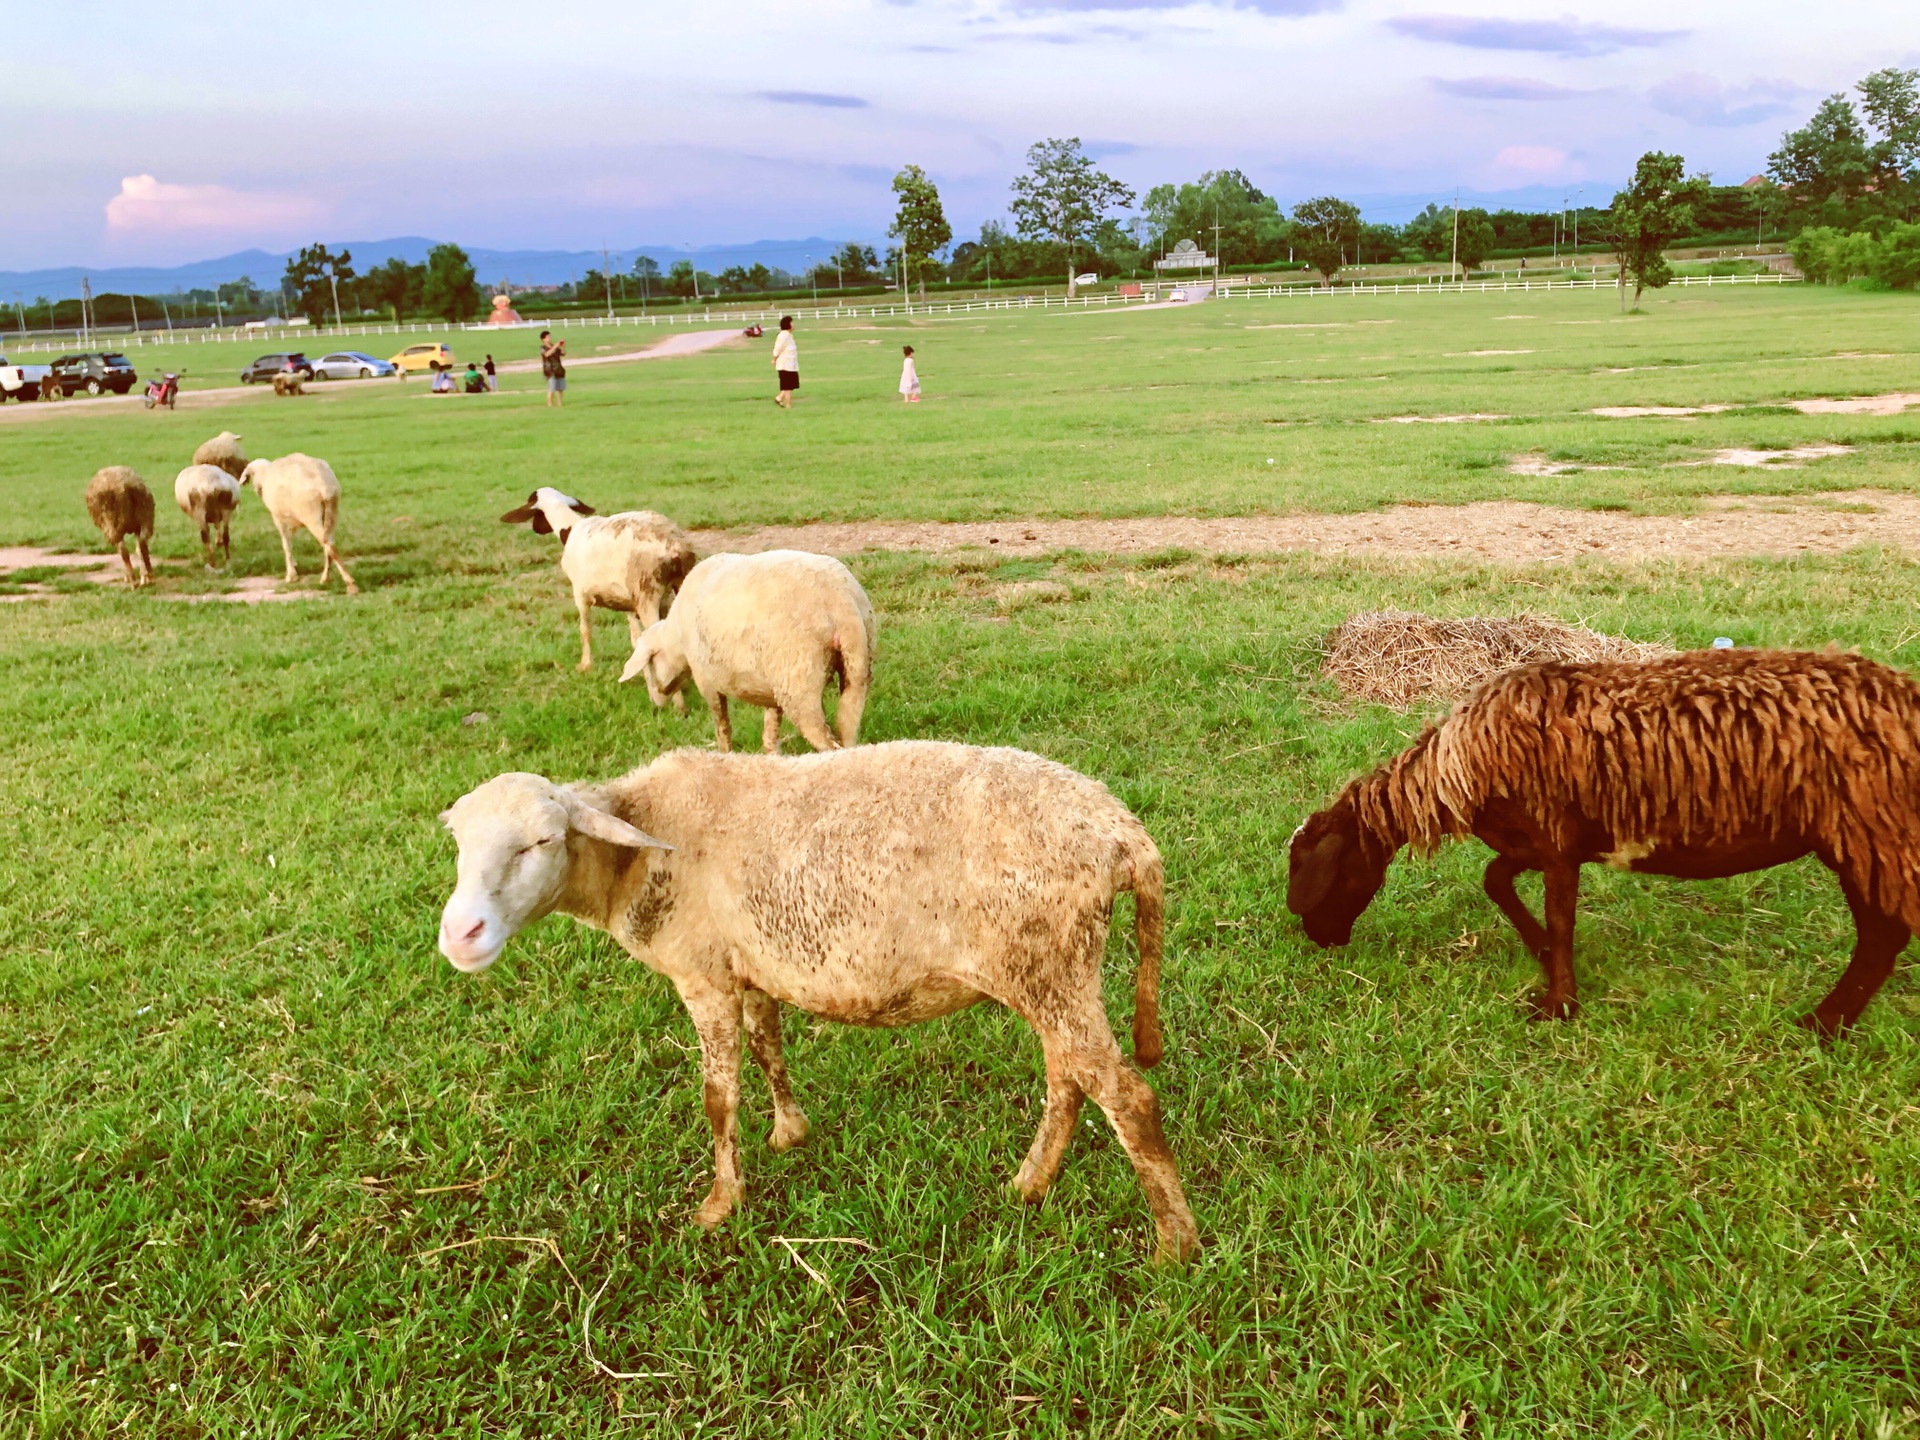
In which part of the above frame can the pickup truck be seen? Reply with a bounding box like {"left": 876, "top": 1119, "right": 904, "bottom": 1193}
{"left": 0, "top": 354, "right": 51, "bottom": 402}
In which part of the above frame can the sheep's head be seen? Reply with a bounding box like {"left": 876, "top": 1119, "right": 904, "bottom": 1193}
{"left": 239, "top": 459, "right": 267, "bottom": 490}
{"left": 499, "top": 487, "right": 595, "bottom": 538}
{"left": 437, "top": 773, "right": 672, "bottom": 974}
{"left": 1286, "top": 793, "right": 1390, "bottom": 948}
{"left": 620, "top": 623, "right": 690, "bottom": 713}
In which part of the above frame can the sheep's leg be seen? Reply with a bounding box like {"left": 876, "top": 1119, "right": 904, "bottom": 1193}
{"left": 198, "top": 521, "right": 215, "bottom": 568}
{"left": 627, "top": 612, "right": 644, "bottom": 650}
{"left": 1531, "top": 859, "right": 1581, "bottom": 1021}
{"left": 675, "top": 979, "right": 745, "bottom": 1229}
{"left": 1802, "top": 875, "right": 1910, "bottom": 1037}
{"left": 703, "top": 690, "right": 733, "bottom": 751}
{"left": 576, "top": 599, "right": 594, "bottom": 671}
{"left": 1011, "top": 1035, "right": 1084, "bottom": 1204}
{"left": 113, "top": 539, "right": 136, "bottom": 587}
{"left": 320, "top": 542, "right": 357, "bottom": 595}
{"left": 274, "top": 518, "right": 299, "bottom": 583}
{"left": 761, "top": 706, "right": 783, "bottom": 754}
{"left": 780, "top": 689, "right": 839, "bottom": 752}
{"left": 834, "top": 669, "right": 869, "bottom": 749}
{"left": 742, "top": 989, "right": 809, "bottom": 1151}
{"left": 1483, "top": 854, "right": 1548, "bottom": 960}
{"left": 1070, "top": 1029, "right": 1200, "bottom": 1265}
{"left": 218, "top": 517, "right": 231, "bottom": 566}
{"left": 136, "top": 535, "right": 152, "bottom": 587}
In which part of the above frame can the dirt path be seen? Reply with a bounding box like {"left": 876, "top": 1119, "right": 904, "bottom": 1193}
{"left": 693, "top": 490, "right": 1920, "bottom": 565}
{"left": 0, "top": 328, "right": 748, "bottom": 425}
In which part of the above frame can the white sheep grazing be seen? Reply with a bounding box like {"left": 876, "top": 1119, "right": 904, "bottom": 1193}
{"left": 500, "top": 487, "right": 697, "bottom": 671}
{"left": 621, "top": 551, "right": 874, "bottom": 753}
{"left": 191, "top": 431, "right": 248, "bottom": 480}
{"left": 174, "top": 464, "right": 241, "bottom": 568}
{"left": 240, "top": 453, "right": 358, "bottom": 594}
{"left": 436, "top": 742, "right": 1199, "bottom": 1262}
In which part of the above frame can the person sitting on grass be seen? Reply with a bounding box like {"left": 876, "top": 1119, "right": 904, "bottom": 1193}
{"left": 463, "top": 362, "right": 487, "bottom": 394}
{"left": 430, "top": 362, "right": 454, "bottom": 395}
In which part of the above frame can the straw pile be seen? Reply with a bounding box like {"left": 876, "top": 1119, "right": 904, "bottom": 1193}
{"left": 1322, "top": 610, "right": 1669, "bottom": 708}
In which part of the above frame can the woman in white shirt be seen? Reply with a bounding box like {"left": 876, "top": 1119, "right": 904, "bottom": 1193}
{"left": 772, "top": 316, "right": 798, "bottom": 409}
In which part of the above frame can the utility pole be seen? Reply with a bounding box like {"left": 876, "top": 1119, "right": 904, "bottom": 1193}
{"left": 602, "top": 245, "right": 615, "bottom": 318}
{"left": 81, "top": 276, "right": 93, "bottom": 345}
{"left": 1450, "top": 191, "right": 1460, "bottom": 282}
{"left": 807, "top": 255, "right": 816, "bottom": 306}
{"left": 160, "top": 299, "right": 172, "bottom": 333}
{"left": 129, "top": 292, "right": 141, "bottom": 337}
{"left": 1574, "top": 189, "right": 1583, "bottom": 255}
{"left": 1212, "top": 208, "right": 1224, "bottom": 292}
{"left": 327, "top": 263, "right": 344, "bottom": 331}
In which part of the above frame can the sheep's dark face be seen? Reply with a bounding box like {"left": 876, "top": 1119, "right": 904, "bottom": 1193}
{"left": 1287, "top": 797, "right": 1389, "bottom": 948}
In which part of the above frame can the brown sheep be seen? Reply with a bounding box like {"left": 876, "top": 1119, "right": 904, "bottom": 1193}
{"left": 271, "top": 372, "right": 304, "bottom": 397}
{"left": 1288, "top": 648, "right": 1920, "bottom": 1035}
{"left": 191, "top": 432, "right": 249, "bottom": 480}
{"left": 83, "top": 467, "right": 155, "bottom": 588}
{"left": 436, "top": 742, "right": 1199, "bottom": 1262}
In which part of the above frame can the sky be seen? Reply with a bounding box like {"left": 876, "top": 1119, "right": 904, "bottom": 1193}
{"left": 4, "top": 0, "right": 1912, "bottom": 272}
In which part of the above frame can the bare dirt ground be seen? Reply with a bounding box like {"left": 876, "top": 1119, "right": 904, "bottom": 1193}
{"left": 693, "top": 489, "right": 1920, "bottom": 565}
{"left": 0, "top": 547, "right": 325, "bottom": 602}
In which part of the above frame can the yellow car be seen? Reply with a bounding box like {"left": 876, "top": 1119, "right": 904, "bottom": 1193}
{"left": 389, "top": 342, "right": 455, "bottom": 374}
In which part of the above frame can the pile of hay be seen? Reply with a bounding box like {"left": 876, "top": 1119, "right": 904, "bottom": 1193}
{"left": 1322, "top": 610, "right": 1669, "bottom": 708}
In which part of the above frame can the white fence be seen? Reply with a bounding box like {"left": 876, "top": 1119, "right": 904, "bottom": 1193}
{"left": 0, "top": 271, "right": 1801, "bottom": 354}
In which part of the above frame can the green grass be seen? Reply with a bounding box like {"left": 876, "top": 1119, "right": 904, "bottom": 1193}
{"left": 4, "top": 285, "right": 1920, "bottom": 1436}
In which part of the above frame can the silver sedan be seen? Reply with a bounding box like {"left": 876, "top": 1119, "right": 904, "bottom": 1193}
{"left": 313, "top": 351, "right": 397, "bottom": 381}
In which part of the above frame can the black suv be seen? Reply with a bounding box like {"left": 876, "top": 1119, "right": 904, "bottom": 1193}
{"left": 240, "top": 352, "right": 314, "bottom": 384}
{"left": 45, "top": 352, "right": 138, "bottom": 397}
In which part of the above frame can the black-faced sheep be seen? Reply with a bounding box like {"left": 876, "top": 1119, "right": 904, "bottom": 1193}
{"left": 436, "top": 742, "right": 1197, "bottom": 1262}
{"left": 84, "top": 466, "right": 155, "bottom": 588}
{"left": 620, "top": 550, "right": 875, "bottom": 753}
{"left": 1288, "top": 648, "right": 1920, "bottom": 1035}
{"left": 174, "top": 464, "right": 240, "bottom": 568}
{"left": 191, "top": 432, "right": 248, "bottom": 480}
{"left": 500, "top": 488, "right": 697, "bottom": 671}
{"left": 240, "top": 454, "right": 358, "bottom": 594}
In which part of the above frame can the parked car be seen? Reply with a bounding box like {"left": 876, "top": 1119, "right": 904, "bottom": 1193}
{"left": 240, "top": 352, "right": 314, "bottom": 384}
{"left": 389, "top": 342, "right": 454, "bottom": 374}
{"left": 0, "top": 355, "right": 51, "bottom": 402}
{"left": 45, "top": 352, "right": 139, "bottom": 397}
{"left": 313, "top": 351, "right": 397, "bottom": 381}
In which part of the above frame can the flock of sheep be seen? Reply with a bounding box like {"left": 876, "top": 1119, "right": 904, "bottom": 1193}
{"left": 82, "top": 432, "right": 356, "bottom": 593}
{"left": 72, "top": 440, "right": 1920, "bottom": 1263}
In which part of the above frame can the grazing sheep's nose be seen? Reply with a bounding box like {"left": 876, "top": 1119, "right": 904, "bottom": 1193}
{"left": 453, "top": 917, "right": 485, "bottom": 942}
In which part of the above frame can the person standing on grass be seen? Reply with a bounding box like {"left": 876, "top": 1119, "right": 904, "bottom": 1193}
{"left": 540, "top": 330, "right": 567, "bottom": 409}
{"left": 899, "top": 344, "right": 920, "bottom": 403}
{"left": 772, "top": 315, "right": 798, "bottom": 409}
{"left": 484, "top": 353, "right": 498, "bottom": 392}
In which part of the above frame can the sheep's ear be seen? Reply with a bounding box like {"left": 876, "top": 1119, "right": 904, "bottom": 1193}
{"left": 1286, "top": 825, "right": 1343, "bottom": 915}
{"left": 529, "top": 510, "right": 553, "bottom": 535}
{"left": 572, "top": 501, "right": 597, "bottom": 516}
{"left": 438, "top": 807, "right": 455, "bottom": 829}
{"left": 499, "top": 504, "right": 537, "bottom": 524}
{"left": 563, "top": 791, "right": 674, "bottom": 851}
{"left": 618, "top": 642, "right": 651, "bottom": 685}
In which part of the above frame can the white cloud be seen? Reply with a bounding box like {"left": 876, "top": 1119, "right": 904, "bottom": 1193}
{"left": 1648, "top": 73, "right": 1801, "bottom": 127}
{"left": 1490, "top": 144, "right": 1569, "bottom": 176}
{"left": 104, "top": 175, "right": 325, "bottom": 232}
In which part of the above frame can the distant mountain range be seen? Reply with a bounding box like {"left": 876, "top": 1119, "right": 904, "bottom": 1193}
{"left": 0, "top": 237, "right": 879, "bottom": 303}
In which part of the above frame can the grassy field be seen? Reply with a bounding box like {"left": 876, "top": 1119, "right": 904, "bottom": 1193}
{"left": 4, "top": 284, "right": 1920, "bottom": 1436}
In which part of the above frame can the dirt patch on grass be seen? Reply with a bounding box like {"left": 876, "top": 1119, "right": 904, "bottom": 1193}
{"left": 0, "top": 546, "right": 110, "bottom": 571}
{"left": 1322, "top": 610, "right": 1669, "bottom": 707}
{"left": 1593, "top": 392, "right": 1920, "bottom": 420}
{"left": 694, "top": 489, "right": 1920, "bottom": 565}
{"left": 1593, "top": 404, "right": 1739, "bottom": 417}
{"left": 1374, "top": 413, "right": 1507, "bottom": 424}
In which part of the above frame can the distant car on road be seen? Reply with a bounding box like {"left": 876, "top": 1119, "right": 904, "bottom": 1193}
{"left": 313, "top": 351, "right": 397, "bottom": 381}
{"left": 0, "top": 354, "right": 52, "bottom": 402}
{"left": 45, "top": 352, "right": 139, "bottom": 397}
{"left": 389, "top": 342, "right": 454, "bottom": 374}
{"left": 240, "top": 352, "right": 314, "bottom": 384}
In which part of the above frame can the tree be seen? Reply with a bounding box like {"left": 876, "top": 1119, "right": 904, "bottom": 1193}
{"left": 1606, "top": 152, "right": 1710, "bottom": 310}
{"left": 889, "top": 165, "right": 952, "bottom": 299}
{"left": 832, "top": 242, "right": 881, "bottom": 285}
{"left": 282, "top": 243, "right": 353, "bottom": 325}
{"left": 665, "top": 260, "right": 698, "bottom": 299}
{"left": 420, "top": 243, "right": 479, "bottom": 322}
{"left": 361, "top": 257, "right": 422, "bottom": 321}
{"left": 1290, "top": 197, "right": 1361, "bottom": 286}
{"left": 1141, "top": 169, "right": 1289, "bottom": 270}
{"left": 1454, "top": 208, "right": 1496, "bottom": 274}
{"left": 1769, "top": 68, "right": 1920, "bottom": 226}
{"left": 1007, "top": 138, "right": 1135, "bottom": 296}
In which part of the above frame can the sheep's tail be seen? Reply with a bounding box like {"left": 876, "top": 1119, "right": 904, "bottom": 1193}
{"left": 1128, "top": 843, "right": 1165, "bottom": 1068}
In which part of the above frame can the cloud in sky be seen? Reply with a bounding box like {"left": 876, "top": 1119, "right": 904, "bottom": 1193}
{"left": 1649, "top": 73, "right": 1800, "bottom": 127}
{"left": 1490, "top": 144, "right": 1570, "bottom": 176}
{"left": 1004, "top": 0, "right": 1339, "bottom": 13}
{"left": 758, "top": 90, "right": 870, "bottom": 108}
{"left": 1432, "top": 75, "right": 1599, "bottom": 101}
{"left": 1389, "top": 13, "right": 1685, "bottom": 56}
{"left": 103, "top": 174, "right": 324, "bottom": 233}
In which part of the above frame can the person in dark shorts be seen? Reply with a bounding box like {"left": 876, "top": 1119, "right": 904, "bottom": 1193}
{"left": 540, "top": 330, "right": 567, "bottom": 408}
{"left": 772, "top": 315, "right": 798, "bottom": 409}
{"left": 483, "top": 353, "right": 498, "bottom": 392}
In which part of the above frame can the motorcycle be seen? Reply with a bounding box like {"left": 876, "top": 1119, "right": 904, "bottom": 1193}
{"left": 144, "top": 373, "right": 180, "bottom": 410}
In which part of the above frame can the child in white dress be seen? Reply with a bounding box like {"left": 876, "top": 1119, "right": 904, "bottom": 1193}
{"left": 899, "top": 345, "right": 920, "bottom": 403}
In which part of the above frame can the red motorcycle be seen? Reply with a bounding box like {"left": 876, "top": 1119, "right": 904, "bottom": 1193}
{"left": 143, "top": 373, "right": 180, "bottom": 410}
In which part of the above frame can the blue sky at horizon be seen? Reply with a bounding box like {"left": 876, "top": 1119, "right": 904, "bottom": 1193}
{"left": 4, "top": 0, "right": 1910, "bottom": 272}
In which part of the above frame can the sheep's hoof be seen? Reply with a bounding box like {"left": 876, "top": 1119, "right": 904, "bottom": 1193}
{"left": 769, "top": 1112, "right": 810, "bottom": 1152}
{"left": 1152, "top": 1224, "right": 1203, "bottom": 1267}
{"left": 577, "top": 659, "right": 593, "bottom": 674}
{"left": 1010, "top": 1164, "right": 1051, "bottom": 1205}
{"left": 1527, "top": 992, "right": 1579, "bottom": 1022}
{"left": 1796, "top": 1010, "right": 1847, "bottom": 1041}
{"left": 691, "top": 1183, "right": 742, "bottom": 1230}
{"left": 343, "top": 583, "right": 360, "bottom": 596}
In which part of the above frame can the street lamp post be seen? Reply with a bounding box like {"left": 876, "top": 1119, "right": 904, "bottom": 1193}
{"left": 326, "top": 263, "right": 344, "bottom": 331}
